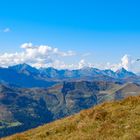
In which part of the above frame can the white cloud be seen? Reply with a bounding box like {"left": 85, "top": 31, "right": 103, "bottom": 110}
{"left": 97, "top": 55, "right": 131, "bottom": 71}
{"left": 0, "top": 43, "right": 76, "bottom": 68}
{"left": 0, "top": 44, "right": 139, "bottom": 73}
{"left": 100, "top": 54, "right": 140, "bottom": 73}
{"left": 21, "top": 42, "right": 33, "bottom": 49}
{"left": 104, "top": 55, "right": 131, "bottom": 71}
{"left": 121, "top": 54, "right": 131, "bottom": 70}
{"left": 78, "top": 59, "right": 86, "bottom": 69}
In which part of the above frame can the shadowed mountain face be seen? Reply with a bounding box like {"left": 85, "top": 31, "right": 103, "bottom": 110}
{"left": 116, "top": 68, "right": 136, "bottom": 78}
{"left": 19, "top": 64, "right": 137, "bottom": 80}
{"left": 0, "top": 81, "right": 140, "bottom": 138}
{"left": 0, "top": 67, "right": 56, "bottom": 88}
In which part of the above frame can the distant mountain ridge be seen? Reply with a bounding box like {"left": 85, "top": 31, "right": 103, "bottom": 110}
{"left": 9, "top": 63, "right": 136, "bottom": 78}
{"left": 9, "top": 63, "right": 137, "bottom": 79}
{"left": 9, "top": 63, "right": 40, "bottom": 76}
{"left": 0, "top": 67, "right": 55, "bottom": 88}
{"left": 0, "top": 63, "right": 138, "bottom": 87}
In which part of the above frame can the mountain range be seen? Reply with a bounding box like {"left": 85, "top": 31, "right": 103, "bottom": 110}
{"left": 0, "top": 63, "right": 140, "bottom": 138}
{"left": 0, "top": 63, "right": 138, "bottom": 88}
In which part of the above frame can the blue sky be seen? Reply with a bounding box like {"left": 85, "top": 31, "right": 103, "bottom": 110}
{"left": 0, "top": 0, "right": 140, "bottom": 71}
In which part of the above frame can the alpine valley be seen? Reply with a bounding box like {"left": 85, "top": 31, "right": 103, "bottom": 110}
{"left": 0, "top": 64, "right": 140, "bottom": 138}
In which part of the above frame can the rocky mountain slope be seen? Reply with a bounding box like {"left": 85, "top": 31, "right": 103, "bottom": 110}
{"left": 0, "top": 81, "right": 140, "bottom": 138}
{"left": 2, "top": 95, "right": 140, "bottom": 140}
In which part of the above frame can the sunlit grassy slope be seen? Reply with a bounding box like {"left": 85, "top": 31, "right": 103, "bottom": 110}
{"left": 2, "top": 96, "right": 140, "bottom": 140}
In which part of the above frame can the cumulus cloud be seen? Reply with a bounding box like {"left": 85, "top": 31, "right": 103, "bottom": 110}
{"left": 0, "top": 44, "right": 139, "bottom": 73}
{"left": 121, "top": 54, "right": 131, "bottom": 70}
{"left": 98, "top": 55, "right": 131, "bottom": 71}
{"left": 20, "top": 43, "right": 76, "bottom": 57}
{"left": 21, "top": 42, "right": 33, "bottom": 49}
{"left": 78, "top": 59, "right": 86, "bottom": 69}
{"left": 0, "top": 42, "right": 92, "bottom": 70}
{"left": 0, "top": 43, "right": 76, "bottom": 68}
{"left": 101, "top": 54, "right": 140, "bottom": 73}
{"left": 105, "top": 55, "right": 131, "bottom": 71}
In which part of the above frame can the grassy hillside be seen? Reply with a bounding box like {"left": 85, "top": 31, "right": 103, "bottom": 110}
{"left": 2, "top": 95, "right": 140, "bottom": 140}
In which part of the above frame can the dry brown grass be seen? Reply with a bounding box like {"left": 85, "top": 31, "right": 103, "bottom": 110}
{"left": 1, "top": 96, "right": 140, "bottom": 140}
